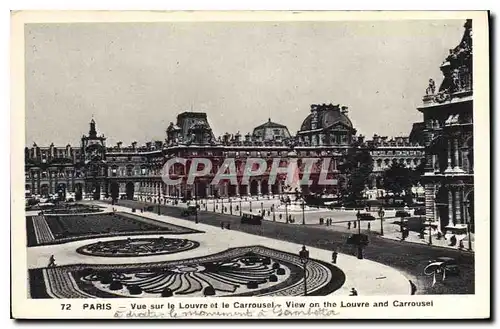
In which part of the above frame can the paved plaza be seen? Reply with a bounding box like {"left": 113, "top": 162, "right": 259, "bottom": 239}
{"left": 160, "top": 196, "right": 474, "bottom": 252}
{"left": 103, "top": 199, "right": 475, "bottom": 295}
{"left": 27, "top": 202, "right": 414, "bottom": 298}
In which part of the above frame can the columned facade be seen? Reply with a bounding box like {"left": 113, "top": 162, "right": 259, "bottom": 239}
{"left": 417, "top": 19, "right": 474, "bottom": 236}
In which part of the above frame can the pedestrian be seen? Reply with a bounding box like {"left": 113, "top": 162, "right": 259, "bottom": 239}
{"left": 458, "top": 239, "right": 464, "bottom": 250}
{"left": 349, "top": 288, "right": 358, "bottom": 296}
{"left": 226, "top": 223, "right": 231, "bottom": 230}
{"left": 48, "top": 255, "right": 56, "bottom": 268}
{"left": 353, "top": 220, "right": 357, "bottom": 229}
{"left": 367, "top": 222, "right": 371, "bottom": 231}
{"left": 332, "top": 250, "right": 338, "bottom": 264}
{"left": 449, "top": 235, "right": 457, "bottom": 247}
{"left": 220, "top": 222, "right": 224, "bottom": 230}
{"left": 348, "top": 221, "right": 351, "bottom": 230}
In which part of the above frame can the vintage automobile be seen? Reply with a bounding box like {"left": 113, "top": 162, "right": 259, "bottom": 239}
{"left": 181, "top": 205, "right": 198, "bottom": 217}
{"left": 395, "top": 210, "right": 411, "bottom": 218}
{"left": 241, "top": 211, "right": 263, "bottom": 225}
{"left": 357, "top": 213, "right": 376, "bottom": 221}
{"left": 346, "top": 233, "right": 369, "bottom": 247}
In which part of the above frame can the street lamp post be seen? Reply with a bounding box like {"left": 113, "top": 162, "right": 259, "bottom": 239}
{"left": 261, "top": 202, "right": 264, "bottom": 216}
{"left": 194, "top": 182, "right": 198, "bottom": 224}
{"left": 249, "top": 201, "right": 252, "bottom": 213}
{"left": 221, "top": 198, "right": 224, "bottom": 214}
{"left": 428, "top": 219, "right": 433, "bottom": 246}
{"left": 357, "top": 210, "right": 361, "bottom": 235}
{"left": 213, "top": 198, "right": 216, "bottom": 212}
{"left": 299, "top": 246, "right": 309, "bottom": 296}
{"left": 378, "top": 208, "right": 385, "bottom": 236}
{"left": 239, "top": 199, "right": 242, "bottom": 216}
{"left": 302, "top": 199, "right": 305, "bottom": 225}
{"left": 230, "top": 199, "right": 233, "bottom": 215}
{"left": 285, "top": 201, "right": 289, "bottom": 224}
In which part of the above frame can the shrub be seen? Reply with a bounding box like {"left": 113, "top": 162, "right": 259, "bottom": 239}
{"left": 268, "top": 275, "right": 278, "bottom": 282}
{"left": 276, "top": 268, "right": 286, "bottom": 275}
{"left": 262, "top": 257, "right": 272, "bottom": 265}
{"left": 109, "top": 281, "right": 123, "bottom": 290}
{"left": 203, "top": 286, "right": 216, "bottom": 296}
{"left": 161, "top": 287, "right": 173, "bottom": 297}
{"left": 272, "top": 262, "right": 280, "bottom": 270}
{"left": 127, "top": 285, "right": 142, "bottom": 295}
{"left": 79, "top": 268, "right": 93, "bottom": 277}
{"left": 99, "top": 273, "right": 113, "bottom": 284}
{"left": 247, "top": 281, "right": 258, "bottom": 289}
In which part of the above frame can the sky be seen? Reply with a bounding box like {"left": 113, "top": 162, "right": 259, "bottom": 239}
{"left": 24, "top": 19, "right": 466, "bottom": 147}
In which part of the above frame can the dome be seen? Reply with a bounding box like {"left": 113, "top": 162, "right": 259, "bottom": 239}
{"left": 299, "top": 104, "right": 353, "bottom": 131}
{"left": 252, "top": 118, "right": 291, "bottom": 141}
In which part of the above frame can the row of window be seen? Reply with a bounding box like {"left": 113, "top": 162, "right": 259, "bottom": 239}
{"left": 373, "top": 158, "right": 421, "bottom": 168}
{"left": 371, "top": 150, "right": 423, "bottom": 156}
{"left": 26, "top": 171, "right": 83, "bottom": 179}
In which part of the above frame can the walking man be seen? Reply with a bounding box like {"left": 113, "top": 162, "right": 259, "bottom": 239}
{"left": 48, "top": 255, "right": 56, "bottom": 268}
{"left": 348, "top": 221, "right": 351, "bottom": 230}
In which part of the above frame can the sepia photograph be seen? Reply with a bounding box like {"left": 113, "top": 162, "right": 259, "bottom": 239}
{"left": 10, "top": 10, "right": 490, "bottom": 319}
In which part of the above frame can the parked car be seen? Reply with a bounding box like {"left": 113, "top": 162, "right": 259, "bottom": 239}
{"left": 395, "top": 210, "right": 411, "bottom": 218}
{"left": 346, "top": 233, "right": 369, "bottom": 247}
{"left": 241, "top": 212, "right": 263, "bottom": 225}
{"left": 181, "top": 206, "right": 198, "bottom": 217}
{"left": 414, "top": 207, "right": 426, "bottom": 216}
{"left": 357, "top": 213, "right": 376, "bottom": 221}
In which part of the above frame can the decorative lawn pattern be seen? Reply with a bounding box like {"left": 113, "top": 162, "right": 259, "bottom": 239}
{"left": 26, "top": 212, "right": 203, "bottom": 247}
{"left": 29, "top": 246, "right": 345, "bottom": 298}
{"left": 76, "top": 237, "right": 200, "bottom": 257}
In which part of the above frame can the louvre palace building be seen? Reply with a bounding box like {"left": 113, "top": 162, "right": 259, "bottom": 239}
{"left": 24, "top": 103, "right": 424, "bottom": 203}
{"left": 416, "top": 19, "right": 474, "bottom": 235}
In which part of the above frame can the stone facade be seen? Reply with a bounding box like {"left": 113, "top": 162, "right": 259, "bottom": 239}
{"left": 417, "top": 19, "right": 474, "bottom": 234}
{"left": 26, "top": 103, "right": 424, "bottom": 203}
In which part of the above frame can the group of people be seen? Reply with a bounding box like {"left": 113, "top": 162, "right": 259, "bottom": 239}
{"left": 220, "top": 222, "right": 231, "bottom": 230}
{"left": 320, "top": 218, "right": 335, "bottom": 226}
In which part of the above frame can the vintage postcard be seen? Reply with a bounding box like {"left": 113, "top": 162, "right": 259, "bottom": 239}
{"left": 11, "top": 10, "right": 490, "bottom": 319}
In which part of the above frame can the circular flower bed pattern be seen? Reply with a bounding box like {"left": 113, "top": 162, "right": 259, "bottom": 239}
{"left": 76, "top": 237, "right": 200, "bottom": 257}
{"left": 30, "top": 246, "right": 346, "bottom": 298}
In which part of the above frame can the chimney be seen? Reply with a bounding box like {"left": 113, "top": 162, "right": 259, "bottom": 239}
{"left": 341, "top": 106, "right": 349, "bottom": 115}
{"left": 131, "top": 141, "right": 137, "bottom": 150}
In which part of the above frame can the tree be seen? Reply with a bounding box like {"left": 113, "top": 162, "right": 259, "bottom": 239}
{"left": 382, "top": 161, "right": 413, "bottom": 203}
{"left": 411, "top": 159, "right": 427, "bottom": 186}
{"left": 338, "top": 142, "right": 373, "bottom": 204}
